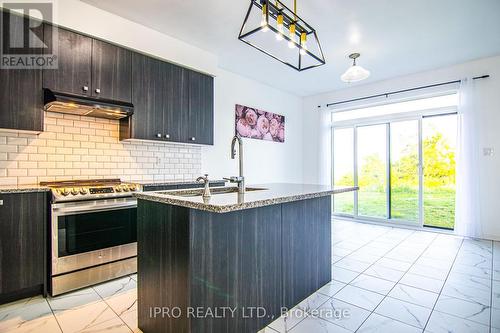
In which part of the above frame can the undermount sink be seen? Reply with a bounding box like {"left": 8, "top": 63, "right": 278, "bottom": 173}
{"left": 159, "top": 187, "right": 268, "bottom": 197}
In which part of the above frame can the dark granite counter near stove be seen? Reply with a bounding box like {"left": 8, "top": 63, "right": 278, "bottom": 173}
{"left": 0, "top": 185, "right": 50, "bottom": 194}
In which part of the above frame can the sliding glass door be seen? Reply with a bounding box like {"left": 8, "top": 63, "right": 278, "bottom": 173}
{"left": 390, "top": 120, "right": 420, "bottom": 222}
{"left": 333, "top": 128, "right": 355, "bottom": 215}
{"left": 357, "top": 124, "right": 388, "bottom": 219}
{"left": 422, "top": 114, "right": 457, "bottom": 229}
{"left": 332, "top": 113, "right": 457, "bottom": 229}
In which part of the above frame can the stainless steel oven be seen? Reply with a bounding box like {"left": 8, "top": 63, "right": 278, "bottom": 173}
{"left": 42, "top": 179, "right": 140, "bottom": 295}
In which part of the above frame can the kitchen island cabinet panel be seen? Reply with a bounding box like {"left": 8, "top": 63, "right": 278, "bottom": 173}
{"left": 189, "top": 205, "right": 282, "bottom": 333}
{"left": 137, "top": 191, "right": 333, "bottom": 333}
{"left": 137, "top": 200, "right": 190, "bottom": 333}
{"left": 281, "top": 196, "right": 332, "bottom": 308}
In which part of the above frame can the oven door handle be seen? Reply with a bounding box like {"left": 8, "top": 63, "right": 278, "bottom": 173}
{"left": 52, "top": 199, "right": 137, "bottom": 214}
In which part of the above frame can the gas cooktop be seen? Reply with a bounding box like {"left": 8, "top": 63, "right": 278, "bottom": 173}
{"left": 40, "top": 179, "right": 142, "bottom": 202}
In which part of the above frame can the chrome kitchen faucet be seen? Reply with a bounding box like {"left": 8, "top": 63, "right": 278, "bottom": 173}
{"left": 224, "top": 134, "right": 245, "bottom": 194}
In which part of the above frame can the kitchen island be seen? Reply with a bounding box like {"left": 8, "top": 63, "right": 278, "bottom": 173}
{"left": 134, "top": 183, "right": 357, "bottom": 333}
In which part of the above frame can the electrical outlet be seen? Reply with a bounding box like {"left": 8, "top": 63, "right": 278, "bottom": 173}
{"left": 483, "top": 147, "right": 494, "bottom": 157}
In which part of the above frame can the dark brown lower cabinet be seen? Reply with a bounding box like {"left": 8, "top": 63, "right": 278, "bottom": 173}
{"left": 137, "top": 196, "right": 332, "bottom": 333}
{"left": 0, "top": 192, "right": 47, "bottom": 304}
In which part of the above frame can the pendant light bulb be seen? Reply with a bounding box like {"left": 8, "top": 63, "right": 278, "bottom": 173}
{"left": 299, "top": 31, "right": 307, "bottom": 55}
{"left": 261, "top": 2, "right": 269, "bottom": 32}
{"left": 276, "top": 12, "right": 284, "bottom": 40}
{"left": 288, "top": 23, "right": 296, "bottom": 48}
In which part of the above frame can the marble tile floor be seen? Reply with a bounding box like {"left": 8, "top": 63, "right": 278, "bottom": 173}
{"left": 1, "top": 219, "right": 500, "bottom": 333}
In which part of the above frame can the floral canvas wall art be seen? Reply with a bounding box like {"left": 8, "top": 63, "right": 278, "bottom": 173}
{"left": 235, "top": 104, "right": 285, "bottom": 142}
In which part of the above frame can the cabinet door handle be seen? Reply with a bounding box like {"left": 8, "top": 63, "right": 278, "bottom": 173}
{"left": 82, "top": 86, "right": 89, "bottom": 92}
{"left": 156, "top": 133, "right": 162, "bottom": 138}
{"left": 190, "top": 137, "right": 196, "bottom": 141}
{"left": 95, "top": 88, "right": 101, "bottom": 94}
{"left": 165, "top": 134, "right": 170, "bottom": 139}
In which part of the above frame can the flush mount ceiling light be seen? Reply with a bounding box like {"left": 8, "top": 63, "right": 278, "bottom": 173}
{"left": 341, "top": 53, "right": 370, "bottom": 83}
{"left": 238, "top": 0, "right": 326, "bottom": 71}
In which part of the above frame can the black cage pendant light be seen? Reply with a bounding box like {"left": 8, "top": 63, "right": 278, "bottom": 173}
{"left": 238, "top": 0, "right": 326, "bottom": 71}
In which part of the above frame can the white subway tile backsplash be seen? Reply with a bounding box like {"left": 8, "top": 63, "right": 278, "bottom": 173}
{"left": 8, "top": 153, "right": 28, "bottom": 161}
{"left": 0, "top": 145, "right": 18, "bottom": 153}
{"left": 8, "top": 168, "right": 27, "bottom": 177}
{"left": 0, "top": 112, "right": 202, "bottom": 185}
{"left": 0, "top": 177, "right": 17, "bottom": 185}
{"left": 7, "top": 137, "right": 28, "bottom": 145}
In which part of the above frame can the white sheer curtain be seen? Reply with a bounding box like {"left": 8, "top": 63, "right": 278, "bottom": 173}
{"left": 454, "top": 78, "right": 482, "bottom": 237}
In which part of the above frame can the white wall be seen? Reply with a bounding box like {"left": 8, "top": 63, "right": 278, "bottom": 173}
{"left": 0, "top": 0, "right": 305, "bottom": 185}
{"left": 303, "top": 55, "right": 500, "bottom": 240}
{"left": 202, "top": 69, "right": 303, "bottom": 184}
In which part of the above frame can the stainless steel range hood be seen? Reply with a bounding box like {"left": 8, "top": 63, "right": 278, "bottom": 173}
{"left": 43, "top": 89, "right": 134, "bottom": 120}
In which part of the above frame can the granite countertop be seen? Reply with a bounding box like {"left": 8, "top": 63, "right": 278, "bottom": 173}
{"left": 131, "top": 179, "right": 226, "bottom": 186}
{"left": 0, "top": 185, "right": 50, "bottom": 194}
{"left": 134, "top": 183, "right": 359, "bottom": 213}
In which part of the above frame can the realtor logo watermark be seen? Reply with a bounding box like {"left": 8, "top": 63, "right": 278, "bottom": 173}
{"left": 149, "top": 306, "right": 352, "bottom": 321}
{"left": 1, "top": 1, "right": 58, "bottom": 69}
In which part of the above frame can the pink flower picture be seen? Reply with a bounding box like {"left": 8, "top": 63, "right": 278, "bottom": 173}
{"left": 235, "top": 104, "right": 285, "bottom": 143}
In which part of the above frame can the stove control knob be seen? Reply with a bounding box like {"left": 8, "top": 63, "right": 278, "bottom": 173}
{"left": 71, "top": 188, "right": 79, "bottom": 195}
{"left": 79, "top": 188, "right": 88, "bottom": 195}
{"left": 60, "top": 188, "right": 70, "bottom": 196}
{"left": 115, "top": 186, "right": 122, "bottom": 192}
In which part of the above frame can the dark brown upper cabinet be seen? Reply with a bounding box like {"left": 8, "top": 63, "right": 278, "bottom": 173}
{"left": 91, "top": 39, "right": 131, "bottom": 101}
{"left": 121, "top": 52, "right": 213, "bottom": 145}
{"left": 42, "top": 24, "right": 92, "bottom": 96}
{"left": 185, "top": 70, "right": 214, "bottom": 145}
{"left": 43, "top": 25, "right": 131, "bottom": 102}
{"left": 164, "top": 63, "right": 188, "bottom": 143}
{"left": 0, "top": 11, "right": 44, "bottom": 132}
{"left": 124, "top": 52, "right": 166, "bottom": 141}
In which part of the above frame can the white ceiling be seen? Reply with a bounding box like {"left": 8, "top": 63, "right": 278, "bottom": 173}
{"left": 81, "top": 0, "right": 500, "bottom": 97}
